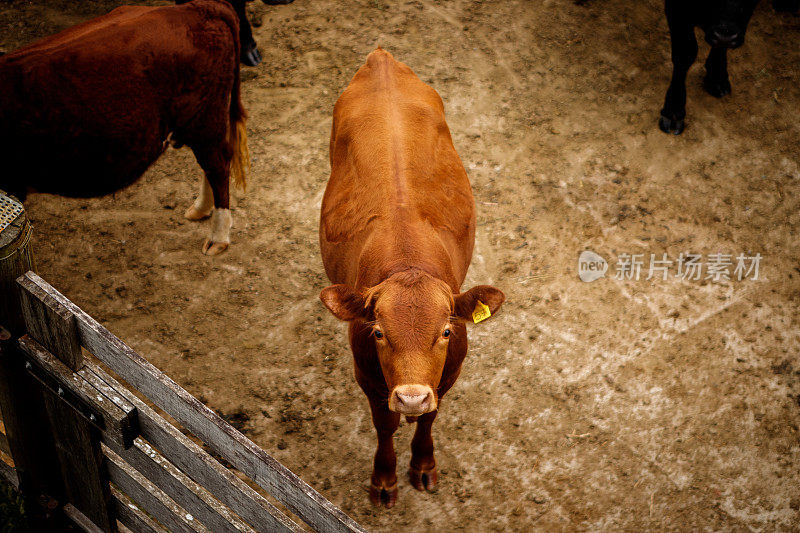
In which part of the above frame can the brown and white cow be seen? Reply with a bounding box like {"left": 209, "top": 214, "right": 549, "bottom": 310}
{"left": 0, "top": 0, "right": 248, "bottom": 255}
{"left": 319, "top": 48, "right": 505, "bottom": 508}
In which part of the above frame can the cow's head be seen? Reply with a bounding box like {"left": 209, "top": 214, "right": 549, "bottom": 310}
{"left": 320, "top": 270, "right": 504, "bottom": 416}
{"left": 703, "top": 0, "right": 759, "bottom": 49}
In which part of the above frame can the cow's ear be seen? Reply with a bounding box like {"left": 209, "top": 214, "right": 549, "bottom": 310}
{"left": 453, "top": 285, "right": 505, "bottom": 323}
{"left": 320, "top": 284, "right": 369, "bottom": 321}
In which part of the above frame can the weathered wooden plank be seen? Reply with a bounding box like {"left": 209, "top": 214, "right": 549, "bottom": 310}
{"left": 18, "top": 273, "right": 82, "bottom": 370}
{"left": 104, "top": 444, "right": 203, "bottom": 533}
{"left": 79, "top": 365, "right": 139, "bottom": 448}
{"left": 63, "top": 503, "right": 105, "bottom": 533}
{"left": 0, "top": 192, "right": 34, "bottom": 336}
{"left": 0, "top": 338, "right": 66, "bottom": 530}
{"left": 16, "top": 273, "right": 365, "bottom": 533}
{"left": 87, "top": 361, "right": 302, "bottom": 533}
{"left": 43, "top": 389, "right": 114, "bottom": 530}
{"left": 117, "top": 524, "right": 136, "bottom": 533}
{"left": 0, "top": 456, "right": 18, "bottom": 489}
{"left": 42, "top": 388, "right": 115, "bottom": 531}
{"left": 106, "top": 436, "right": 255, "bottom": 533}
{"left": 17, "top": 284, "right": 115, "bottom": 531}
{"left": 0, "top": 428, "right": 10, "bottom": 456}
{"left": 0, "top": 205, "right": 65, "bottom": 531}
{"left": 112, "top": 486, "right": 168, "bottom": 533}
{"left": 18, "top": 335, "right": 138, "bottom": 449}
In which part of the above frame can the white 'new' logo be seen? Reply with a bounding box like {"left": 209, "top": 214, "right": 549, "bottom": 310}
{"left": 578, "top": 250, "right": 607, "bottom": 282}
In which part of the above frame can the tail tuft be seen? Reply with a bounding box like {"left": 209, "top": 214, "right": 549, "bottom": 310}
{"left": 229, "top": 117, "right": 248, "bottom": 192}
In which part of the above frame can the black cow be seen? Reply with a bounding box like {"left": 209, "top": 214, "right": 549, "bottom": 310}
{"left": 178, "top": 0, "right": 294, "bottom": 67}
{"left": 659, "top": 0, "right": 798, "bottom": 135}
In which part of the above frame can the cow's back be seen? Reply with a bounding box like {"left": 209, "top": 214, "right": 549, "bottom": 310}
{"left": 321, "top": 49, "right": 475, "bottom": 288}
{"left": 0, "top": 0, "right": 238, "bottom": 198}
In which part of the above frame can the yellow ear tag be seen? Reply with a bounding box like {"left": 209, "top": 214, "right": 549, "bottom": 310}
{"left": 472, "top": 300, "right": 491, "bottom": 324}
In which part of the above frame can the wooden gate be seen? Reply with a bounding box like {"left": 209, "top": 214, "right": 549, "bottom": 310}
{"left": 0, "top": 191, "right": 367, "bottom": 532}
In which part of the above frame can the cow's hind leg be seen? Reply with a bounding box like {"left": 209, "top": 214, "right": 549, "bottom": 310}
{"left": 368, "top": 397, "right": 401, "bottom": 508}
{"left": 703, "top": 47, "right": 731, "bottom": 98}
{"left": 185, "top": 175, "right": 215, "bottom": 221}
{"left": 190, "top": 143, "right": 232, "bottom": 255}
{"left": 409, "top": 410, "right": 438, "bottom": 492}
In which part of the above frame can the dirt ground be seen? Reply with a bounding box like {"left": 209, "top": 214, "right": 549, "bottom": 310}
{"left": 2, "top": 0, "right": 800, "bottom": 530}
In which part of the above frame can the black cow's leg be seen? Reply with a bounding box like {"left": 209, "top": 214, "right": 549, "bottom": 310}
{"left": 233, "top": 0, "right": 261, "bottom": 67}
{"left": 704, "top": 47, "right": 731, "bottom": 98}
{"left": 409, "top": 410, "right": 438, "bottom": 492}
{"left": 660, "top": 29, "right": 698, "bottom": 134}
{"left": 660, "top": 1, "right": 698, "bottom": 135}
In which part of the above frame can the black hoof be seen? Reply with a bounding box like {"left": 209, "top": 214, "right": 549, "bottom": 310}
{"left": 659, "top": 114, "right": 685, "bottom": 135}
{"left": 241, "top": 44, "right": 262, "bottom": 67}
{"left": 704, "top": 76, "right": 731, "bottom": 98}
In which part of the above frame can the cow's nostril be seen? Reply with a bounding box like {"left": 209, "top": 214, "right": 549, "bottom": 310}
{"left": 391, "top": 386, "right": 434, "bottom": 414}
{"left": 396, "top": 393, "right": 427, "bottom": 406}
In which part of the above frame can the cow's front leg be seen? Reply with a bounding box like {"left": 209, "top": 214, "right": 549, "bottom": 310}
{"left": 409, "top": 410, "right": 438, "bottom": 492}
{"left": 185, "top": 175, "right": 214, "bottom": 221}
{"left": 367, "top": 397, "right": 400, "bottom": 508}
{"left": 703, "top": 47, "right": 731, "bottom": 97}
{"left": 660, "top": 18, "right": 698, "bottom": 134}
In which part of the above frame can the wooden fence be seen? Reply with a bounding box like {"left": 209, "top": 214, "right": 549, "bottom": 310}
{"left": 0, "top": 191, "right": 367, "bottom": 532}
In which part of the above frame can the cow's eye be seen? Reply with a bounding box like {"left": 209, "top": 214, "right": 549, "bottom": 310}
{"left": 374, "top": 330, "right": 384, "bottom": 339}
{"left": 442, "top": 329, "right": 451, "bottom": 338}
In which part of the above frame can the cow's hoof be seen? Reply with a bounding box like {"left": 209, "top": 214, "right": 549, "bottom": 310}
{"left": 409, "top": 465, "right": 437, "bottom": 492}
{"left": 184, "top": 205, "right": 212, "bottom": 221}
{"left": 369, "top": 482, "right": 398, "bottom": 509}
{"left": 659, "top": 114, "right": 685, "bottom": 135}
{"left": 704, "top": 76, "right": 731, "bottom": 98}
{"left": 202, "top": 240, "right": 229, "bottom": 256}
{"left": 241, "top": 45, "right": 262, "bottom": 67}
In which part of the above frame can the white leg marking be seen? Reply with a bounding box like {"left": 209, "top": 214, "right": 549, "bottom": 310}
{"left": 194, "top": 176, "right": 214, "bottom": 213}
{"left": 185, "top": 176, "right": 214, "bottom": 220}
{"left": 209, "top": 208, "right": 232, "bottom": 244}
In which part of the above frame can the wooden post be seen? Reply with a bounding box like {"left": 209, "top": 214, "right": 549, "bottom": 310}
{"left": 0, "top": 191, "right": 34, "bottom": 336}
{"left": 0, "top": 190, "right": 64, "bottom": 530}
{"left": 18, "top": 275, "right": 116, "bottom": 531}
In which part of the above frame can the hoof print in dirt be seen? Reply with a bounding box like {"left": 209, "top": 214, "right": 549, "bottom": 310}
{"left": 659, "top": 114, "right": 685, "bottom": 135}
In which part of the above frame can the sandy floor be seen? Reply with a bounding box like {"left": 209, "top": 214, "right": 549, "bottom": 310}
{"left": 2, "top": 0, "right": 800, "bottom": 530}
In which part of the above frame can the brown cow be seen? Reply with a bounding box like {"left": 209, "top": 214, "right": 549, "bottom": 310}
{"left": 319, "top": 48, "right": 505, "bottom": 508}
{"left": 0, "top": 0, "right": 248, "bottom": 255}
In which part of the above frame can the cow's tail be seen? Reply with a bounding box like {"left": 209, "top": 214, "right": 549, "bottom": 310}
{"left": 222, "top": 0, "right": 249, "bottom": 194}
{"left": 229, "top": 62, "right": 249, "bottom": 192}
